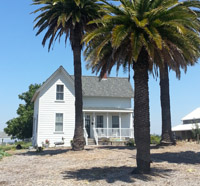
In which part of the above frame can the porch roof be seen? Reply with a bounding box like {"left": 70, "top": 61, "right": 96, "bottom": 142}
{"left": 172, "top": 123, "right": 200, "bottom": 132}
{"left": 83, "top": 107, "right": 133, "bottom": 113}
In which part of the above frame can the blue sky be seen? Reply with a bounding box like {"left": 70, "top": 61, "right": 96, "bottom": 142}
{"left": 0, "top": 0, "right": 200, "bottom": 134}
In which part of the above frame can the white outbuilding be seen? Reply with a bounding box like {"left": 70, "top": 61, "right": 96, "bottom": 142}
{"left": 172, "top": 108, "right": 200, "bottom": 140}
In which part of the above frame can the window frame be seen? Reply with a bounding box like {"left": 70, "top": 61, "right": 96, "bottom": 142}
{"left": 183, "top": 119, "right": 200, "bottom": 124}
{"left": 55, "top": 113, "right": 64, "bottom": 132}
{"left": 96, "top": 115, "right": 104, "bottom": 128}
{"left": 56, "top": 84, "right": 64, "bottom": 101}
{"left": 85, "top": 115, "right": 91, "bottom": 125}
{"left": 112, "top": 115, "right": 119, "bottom": 128}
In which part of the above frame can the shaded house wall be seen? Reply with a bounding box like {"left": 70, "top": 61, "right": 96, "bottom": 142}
{"left": 174, "top": 131, "right": 193, "bottom": 140}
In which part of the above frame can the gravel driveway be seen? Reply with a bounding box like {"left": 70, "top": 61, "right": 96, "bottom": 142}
{"left": 0, "top": 142, "right": 200, "bottom": 186}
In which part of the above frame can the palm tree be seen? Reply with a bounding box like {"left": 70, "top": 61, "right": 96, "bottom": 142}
{"left": 159, "top": 63, "right": 175, "bottom": 145}
{"left": 83, "top": 0, "right": 200, "bottom": 173}
{"left": 159, "top": 0, "right": 200, "bottom": 145}
{"left": 32, "top": 0, "right": 103, "bottom": 150}
{"left": 159, "top": 62, "right": 186, "bottom": 145}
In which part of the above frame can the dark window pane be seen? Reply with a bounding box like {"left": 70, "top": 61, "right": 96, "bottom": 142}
{"left": 56, "top": 85, "right": 64, "bottom": 100}
{"left": 97, "top": 116, "right": 103, "bottom": 128}
{"left": 57, "top": 85, "right": 64, "bottom": 92}
{"left": 112, "top": 116, "right": 119, "bottom": 128}
{"left": 183, "top": 119, "right": 200, "bottom": 124}
{"left": 85, "top": 115, "right": 90, "bottom": 125}
{"left": 56, "top": 93, "right": 63, "bottom": 100}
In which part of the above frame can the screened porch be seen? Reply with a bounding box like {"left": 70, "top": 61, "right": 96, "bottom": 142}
{"left": 83, "top": 108, "right": 134, "bottom": 145}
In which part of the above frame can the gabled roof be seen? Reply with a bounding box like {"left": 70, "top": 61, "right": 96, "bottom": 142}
{"left": 182, "top": 108, "right": 200, "bottom": 121}
{"left": 71, "top": 75, "right": 134, "bottom": 98}
{"left": 32, "top": 66, "right": 134, "bottom": 102}
{"left": 172, "top": 123, "right": 200, "bottom": 132}
{"left": 31, "top": 66, "right": 75, "bottom": 102}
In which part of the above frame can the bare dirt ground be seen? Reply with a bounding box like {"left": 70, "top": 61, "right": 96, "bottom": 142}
{"left": 0, "top": 142, "right": 200, "bottom": 186}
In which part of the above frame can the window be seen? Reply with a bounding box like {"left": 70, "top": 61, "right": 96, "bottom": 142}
{"left": 55, "top": 113, "right": 63, "bottom": 131}
{"left": 97, "top": 115, "right": 103, "bottom": 128}
{"left": 183, "top": 119, "right": 200, "bottom": 124}
{"left": 112, "top": 116, "right": 119, "bottom": 128}
{"left": 85, "top": 115, "right": 90, "bottom": 126}
{"left": 85, "top": 115, "right": 91, "bottom": 137}
{"left": 56, "top": 85, "right": 64, "bottom": 100}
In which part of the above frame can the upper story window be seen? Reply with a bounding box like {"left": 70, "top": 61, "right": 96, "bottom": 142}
{"left": 183, "top": 119, "right": 200, "bottom": 124}
{"left": 56, "top": 85, "right": 64, "bottom": 100}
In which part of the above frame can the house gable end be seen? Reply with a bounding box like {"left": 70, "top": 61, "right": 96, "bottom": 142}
{"left": 32, "top": 66, "right": 75, "bottom": 102}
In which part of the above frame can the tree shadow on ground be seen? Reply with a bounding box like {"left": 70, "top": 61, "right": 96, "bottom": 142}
{"left": 17, "top": 147, "right": 94, "bottom": 156}
{"left": 61, "top": 166, "right": 173, "bottom": 184}
{"left": 98, "top": 146, "right": 136, "bottom": 150}
{"left": 97, "top": 145, "right": 163, "bottom": 150}
{"left": 151, "top": 151, "right": 200, "bottom": 164}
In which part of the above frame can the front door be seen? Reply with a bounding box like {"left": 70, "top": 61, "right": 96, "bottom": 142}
{"left": 85, "top": 115, "right": 91, "bottom": 138}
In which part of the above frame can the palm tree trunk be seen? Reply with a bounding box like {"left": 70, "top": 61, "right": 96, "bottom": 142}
{"left": 133, "top": 48, "right": 151, "bottom": 174}
{"left": 160, "top": 63, "right": 175, "bottom": 145}
{"left": 71, "top": 25, "right": 85, "bottom": 151}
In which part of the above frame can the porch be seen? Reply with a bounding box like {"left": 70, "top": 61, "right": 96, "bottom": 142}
{"left": 95, "top": 128, "right": 134, "bottom": 138}
{"left": 83, "top": 108, "right": 134, "bottom": 145}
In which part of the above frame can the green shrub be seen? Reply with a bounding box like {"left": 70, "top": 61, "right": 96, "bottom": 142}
{"left": 0, "top": 141, "right": 32, "bottom": 152}
{"left": 150, "top": 134, "right": 161, "bottom": 145}
{"left": 15, "top": 141, "right": 32, "bottom": 149}
{"left": 126, "top": 138, "right": 135, "bottom": 147}
{"left": 0, "top": 145, "right": 15, "bottom": 151}
{"left": 192, "top": 123, "right": 200, "bottom": 139}
{"left": 0, "top": 150, "right": 11, "bottom": 160}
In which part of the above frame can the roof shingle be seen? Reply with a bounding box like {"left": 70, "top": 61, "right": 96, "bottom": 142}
{"left": 71, "top": 76, "right": 134, "bottom": 98}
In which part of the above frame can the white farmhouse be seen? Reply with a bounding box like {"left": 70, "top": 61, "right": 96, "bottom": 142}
{"left": 32, "top": 66, "right": 134, "bottom": 147}
{"left": 172, "top": 107, "right": 200, "bottom": 140}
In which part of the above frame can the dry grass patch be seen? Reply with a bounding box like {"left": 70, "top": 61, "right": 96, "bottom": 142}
{"left": 0, "top": 142, "right": 200, "bottom": 186}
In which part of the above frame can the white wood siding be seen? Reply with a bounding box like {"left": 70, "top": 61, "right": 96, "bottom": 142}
{"left": 83, "top": 97, "right": 131, "bottom": 109}
{"left": 36, "top": 72, "right": 75, "bottom": 147}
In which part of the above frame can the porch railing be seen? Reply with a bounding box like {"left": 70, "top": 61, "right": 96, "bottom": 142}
{"left": 95, "top": 128, "right": 134, "bottom": 138}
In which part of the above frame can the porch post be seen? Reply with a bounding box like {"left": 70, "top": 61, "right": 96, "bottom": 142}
{"left": 119, "top": 113, "right": 121, "bottom": 140}
{"left": 83, "top": 112, "right": 85, "bottom": 129}
{"left": 107, "top": 113, "right": 109, "bottom": 138}
{"left": 93, "top": 112, "right": 96, "bottom": 128}
{"left": 93, "top": 112, "right": 96, "bottom": 139}
{"left": 130, "top": 113, "right": 133, "bottom": 138}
